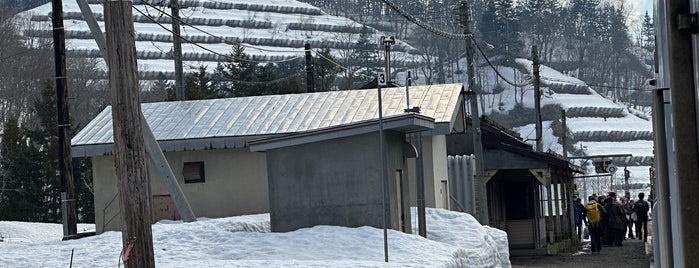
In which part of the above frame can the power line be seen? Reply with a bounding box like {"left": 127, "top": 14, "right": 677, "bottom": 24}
{"left": 472, "top": 40, "right": 532, "bottom": 88}
{"left": 216, "top": 71, "right": 304, "bottom": 85}
{"left": 139, "top": 1, "right": 306, "bottom": 54}
{"left": 132, "top": 5, "right": 305, "bottom": 64}
{"left": 0, "top": 45, "right": 52, "bottom": 62}
{"left": 378, "top": 0, "right": 471, "bottom": 40}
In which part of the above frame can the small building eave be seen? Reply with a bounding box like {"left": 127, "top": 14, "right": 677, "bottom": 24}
{"left": 249, "top": 113, "right": 435, "bottom": 152}
{"left": 71, "top": 135, "right": 282, "bottom": 158}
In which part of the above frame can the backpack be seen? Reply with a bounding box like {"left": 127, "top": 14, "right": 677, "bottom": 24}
{"left": 586, "top": 203, "right": 601, "bottom": 224}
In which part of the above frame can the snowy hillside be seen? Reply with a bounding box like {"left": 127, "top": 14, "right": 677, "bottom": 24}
{"left": 444, "top": 57, "right": 654, "bottom": 198}
{"left": 16, "top": 0, "right": 418, "bottom": 79}
{"left": 0, "top": 208, "right": 510, "bottom": 267}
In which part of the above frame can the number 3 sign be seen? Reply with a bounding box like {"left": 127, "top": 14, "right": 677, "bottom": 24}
{"left": 377, "top": 72, "right": 387, "bottom": 86}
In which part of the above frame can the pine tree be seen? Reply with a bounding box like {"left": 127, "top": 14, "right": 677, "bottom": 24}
{"left": 315, "top": 47, "right": 339, "bottom": 92}
{"left": 352, "top": 26, "right": 380, "bottom": 80}
{"left": 0, "top": 117, "right": 44, "bottom": 221}
{"left": 184, "top": 65, "right": 215, "bottom": 100}
{"left": 641, "top": 11, "right": 654, "bottom": 53}
{"left": 255, "top": 63, "right": 277, "bottom": 95}
{"left": 213, "top": 43, "right": 258, "bottom": 97}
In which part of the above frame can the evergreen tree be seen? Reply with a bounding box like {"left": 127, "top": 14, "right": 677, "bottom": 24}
{"left": 641, "top": 11, "right": 654, "bottom": 53}
{"left": 0, "top": 117, "right": 44, "bottom": 221}
{"left": 255, "top": 63, "right": 278, "bottom": 95}
{"left": 314, "top": 47, "right": 339, "bottom": 92}
{"left": 25, "top": 84, "right": 94, "bottom": 222}
{"left": 213, "top": 43, "right": 258, "bottom": 97}
{"left": 275, "top": 59, "right": 305, "bottom": 94}
{"left": 166, "top": 66, "right": 218, "bottom": 100}
{"left": 352, "top": 26, "right": 380, "bottom": 80}
{"left": 187, "top": 66, "right": 215, "bottom": 99}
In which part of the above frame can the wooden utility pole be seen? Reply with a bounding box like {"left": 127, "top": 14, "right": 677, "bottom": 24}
{"left": 170, "top": 0, "right": 185, "bottom": 101}
{"left": 458, "top": 1, "right": 488, "bottom": 225}
{"left": 51, "top": 0, "right": 77, "bottom": 239}
{"left": 561, "top": 109, "right": 567, "bottom": 159}
{"left": 104, "top": 1, "right": 155, "bottom": 266}
{"left": 532, "top": 46, "right": 543, "bottom": 152}
{"left": 304, "top": 43, "right": 315, "bottom": 92}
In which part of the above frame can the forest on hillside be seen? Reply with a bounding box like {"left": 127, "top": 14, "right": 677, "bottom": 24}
{"left": 0, "top": 0, "right": 654, "bottom": 223}
{"left": 301, "top": 0, "right": 654, "bottom": 103}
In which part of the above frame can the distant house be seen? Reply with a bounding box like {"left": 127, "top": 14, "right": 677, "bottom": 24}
{"left": 72, "top": 84, "right": 464, "bottom": 234}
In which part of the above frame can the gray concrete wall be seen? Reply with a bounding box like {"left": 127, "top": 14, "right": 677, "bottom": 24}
{"left": 406, "top": 135, "right": 449, "bottom": 209}
{"left": 266, "top": 131, "right": 410, "bottom": 233}
{"left": 92, "top": 148, "right": 268, "bottom": 233}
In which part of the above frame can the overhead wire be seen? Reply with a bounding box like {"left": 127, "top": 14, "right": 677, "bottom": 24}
{"left": 378, "top": 0, "right": 533, "bottom": 88}
{"left": 215, "top": 71, "right": 305, "bottom": 85}
{"left": 132, "top": 5, "right": 305, "bottom": 64}
{"left": 377, "top": 0, "right": 471, "bottom": 40}
{"left": 472, "top": 40, "right": 532, "bottom": 88}
{"left": 139, "top": 1, "right": 306, "bottom": 54}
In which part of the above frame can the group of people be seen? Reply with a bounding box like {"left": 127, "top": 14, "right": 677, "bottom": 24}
{"left": 572, "top": 191, "right": 650, "bottom": 254}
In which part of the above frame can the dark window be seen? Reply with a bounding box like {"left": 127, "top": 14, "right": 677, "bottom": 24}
{"left": 182, "top": 161, "right": 205, "bottom": 184}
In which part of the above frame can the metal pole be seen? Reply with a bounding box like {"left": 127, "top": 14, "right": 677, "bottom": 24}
{"left": 380, "top": 37, "right": 394, "bottom": 263}
{"left": 405, "top": 71, "right": 411, "bottom": 111}
{"left": 665, "top": 0, "right": 699, "bottom": 264}
{"left": 653, "top": 88, "right": 673, "bottom": 267}
{"left": 378, "top": 82, "right": 388, "bottom": 262}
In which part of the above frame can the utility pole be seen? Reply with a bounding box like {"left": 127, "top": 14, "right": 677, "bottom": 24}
{"left": 170, "top": 0, "right": 185, "bottom": 101}
{"left": 104, "top": 1, "right": 155, "bottom": 266}
{"left": 77, "top": 0, "right": 196, "bottom": 223}
{"left": 561, "top": 109, "right": 567, "bottom": 159}
{"left": 51, "top": 0, "right": 77, "bottom": 240}
{"left": 532, "top": 45, "right": 543, "bottom": 152}
{"left": 457, "top": 1, "right": 488, "bottom": 225}
{"left": 304, "top": 43, "right": 315, "bottom": 92}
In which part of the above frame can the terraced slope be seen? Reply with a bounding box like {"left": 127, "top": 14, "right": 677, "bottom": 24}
{"left": 509, "top": 59, "right": 653, "bottom": 194}
{"left": 16, "top": 0, "right": 418, "bottom": 79}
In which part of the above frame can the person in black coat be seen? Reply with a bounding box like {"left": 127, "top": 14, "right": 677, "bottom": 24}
{"left": 604, "top": 192, "right": 627, "bottom": 246}
{"left": 634, "top": 192, "right": 650, "bottom": 242}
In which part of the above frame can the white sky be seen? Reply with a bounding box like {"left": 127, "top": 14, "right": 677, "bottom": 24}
{"left": 0, "top": 208, "right": 510, "bottom": 267}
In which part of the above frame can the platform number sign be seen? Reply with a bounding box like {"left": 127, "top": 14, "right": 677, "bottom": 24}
{"left": 378, "top": 72, "right": 387, "bottom": 86}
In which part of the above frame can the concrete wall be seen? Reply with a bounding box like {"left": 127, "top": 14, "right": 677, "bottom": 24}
{"left": 92, "top": 148, "right": 268, "bottom": 233}
{"left": 265, "top": 131, "right": 410, "bottom": 233}
{"left": 407, "top": 135, "right": 449, "bottom": 209}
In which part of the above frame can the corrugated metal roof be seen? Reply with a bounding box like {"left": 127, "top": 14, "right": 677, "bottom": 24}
{"left": 71, "top": 83, "right": 463, "bottom": 156}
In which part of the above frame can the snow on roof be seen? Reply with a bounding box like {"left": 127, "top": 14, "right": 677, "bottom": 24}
{"left": 71, "top": 84, "right": 463, "bottom": 157}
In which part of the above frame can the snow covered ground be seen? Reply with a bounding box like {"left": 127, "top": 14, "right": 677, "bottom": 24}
{"left": 0, "top": 208, "right": 510, "bottom": 267}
